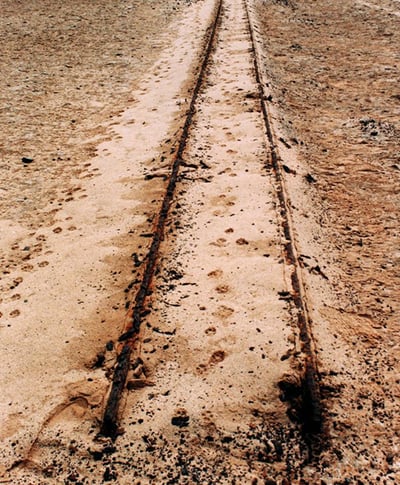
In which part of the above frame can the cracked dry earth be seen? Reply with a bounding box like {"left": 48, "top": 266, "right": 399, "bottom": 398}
{"left": 0, "top": 0, "right": 399, "bottom": 484}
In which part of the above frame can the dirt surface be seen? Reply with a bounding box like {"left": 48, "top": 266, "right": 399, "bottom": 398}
{"left": 253, "top": 0, "right": 400, "bottom": 481}
{"left": 0, "top": 0, "right": 399, "bottom": 483}
{"left": 0, "top": 0, "right": 207, "bottom": 476}
{"left": 0, "top": 0, "right": 189, "bottom": 228}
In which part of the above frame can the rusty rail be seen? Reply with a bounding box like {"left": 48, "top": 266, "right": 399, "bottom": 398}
{"left": 100, "top": 0, "right": 223, "bottom": 439}
{"left": 243, "top": 0, "right": 323, "bottom": 454}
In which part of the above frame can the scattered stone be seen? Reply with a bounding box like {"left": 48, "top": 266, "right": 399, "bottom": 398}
{"left": 279, "top": 137, "right": 292, "bottom": 149}
{"left": 171, "top": 415, "right": 190, "bottom": 428}
{"left": 278, "top": 290, "right": 292, "bottom": 300}
{"left": 304, "top": 173, "right": 317, "bottom": 183}
{"left": 282, "top": 164, "right": 296, "bottom": 174}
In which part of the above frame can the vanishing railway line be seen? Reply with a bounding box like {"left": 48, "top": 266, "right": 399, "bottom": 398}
{"left": 101, "top": 0, "right": 323, "bottom": 468}
{"left": 100, "top": 0, "right": 224, "bottom": 440}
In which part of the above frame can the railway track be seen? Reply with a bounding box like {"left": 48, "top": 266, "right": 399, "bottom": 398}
{"left": 101, "top": 0, "right": 324, "bottom": 475}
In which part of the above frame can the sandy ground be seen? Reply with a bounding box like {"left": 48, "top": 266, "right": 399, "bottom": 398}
{"left": 253, "top": 0, "right": 400, "bottom": 481}
{"left": 0, "top": 0, "right": 399, "bottom": 483}
{"left": 0, "top": 0, "right": 207, "bottom": 475}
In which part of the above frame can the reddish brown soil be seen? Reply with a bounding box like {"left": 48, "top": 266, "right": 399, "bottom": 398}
{"left": 255, "top": 0, "right": 399, "bottom": 481}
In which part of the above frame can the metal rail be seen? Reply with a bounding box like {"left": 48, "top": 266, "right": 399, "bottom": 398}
{"left": 100, "top": 0, "right": 223, "bottom": 439}
{"left": 101, "top": 0, "right": 323, "bottom": 459}
{"left": 243, "top": 0, "right": 323, "bottom": 453}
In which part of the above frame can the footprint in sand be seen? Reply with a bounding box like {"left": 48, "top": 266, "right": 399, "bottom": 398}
{"left": 9, "top": 309, "right": 20, "bottom": 318}
{"left": 210, "top": 238, "right": 228, "bottom": 247}
{"left": 21, "top": 264, "right": 34, "bottom": 272}
{"left": 53, "top": 227, "right": 62, "bottom": 234}
{"left": 215, "top": 284, "right": 230, "bottom": 294}
{"left": 205, "top": 326, "right": 216, "bottom": 336}
{"left": 208, "top": 269, "right": 223, "bottom": 278}
{"left": 47, "top": 397, "right": 89, "bottom": 425}
{"left": 213, "top": 305, "right": 234, "bottom": 319}
{"left": 27, "top": 397, "right": 89, "bottom": 463}
{"left": 38, "top": 261, "right": 49, "bottom": 268}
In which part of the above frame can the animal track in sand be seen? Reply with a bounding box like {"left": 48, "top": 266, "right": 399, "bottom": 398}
{"left": 208, "top": 269, "right": 223, "bottom": 278}
{"left": 215, "top": 284, "right": 230, "bottom": 294}
{"left": 210, "top": 238, "right": 228, "bottom": 247}
{"left": 205, "top": 326, "right": 216, "bottom": 335}
{"left": 212, "top": 193, "right": 236, "bottom": 208}
{"left": 209, "top": 350, "right": 226, "bottom": 365}
{"left": 9, "top": 309, "right": 20, "bottom": 318}
{"left": 21, "top": 264, "right": 34, "bottom": 272}
{"left": 213, "top": 305, "right": 234, "bottom": 319}
{"left": 197, "top": 350, "right": 226, "bottom": 374}
{"left": 38, "top": 261, "right": 49, "bottom": 268}
{"left": 11, "top": 294, "right": 21, "bottom": 301}
{"left": 53, "top": 227, "right": 62, "bottom": 234}
{"left": 218, "top": 167, "right": 232, "bottom": 175}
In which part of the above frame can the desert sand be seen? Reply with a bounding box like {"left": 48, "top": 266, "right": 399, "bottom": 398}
{"left": 0, "top": 0, "right": 399, "bottom": 483}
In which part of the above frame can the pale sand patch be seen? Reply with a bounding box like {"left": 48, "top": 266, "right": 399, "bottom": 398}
{"left": 0, "top": 0, "right": 217, "bottom": 473}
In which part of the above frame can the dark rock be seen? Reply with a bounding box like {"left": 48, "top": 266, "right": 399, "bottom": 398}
{"left": 171, "top": 415, "right": 190, "bottom": 427}
{"left": 305, "top": 173, "right": 317, "bottom": 183}
{"left": 282, "top": 164, "right": 295, "bottom": 174}
{"left": 21, "top": 157, "right": 33, "bottom": 164}
{"left": 93, "top": 352, "right": 105, "bottom": 368}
